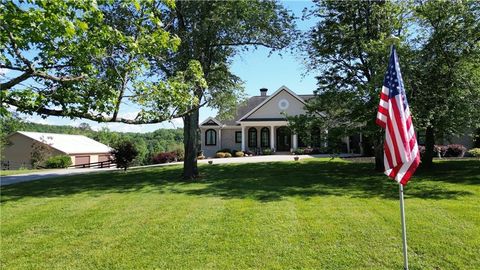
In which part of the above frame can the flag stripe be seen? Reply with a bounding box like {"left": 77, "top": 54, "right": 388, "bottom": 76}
{"left": 376, "top": 46, "right": 419, "bottom": 186}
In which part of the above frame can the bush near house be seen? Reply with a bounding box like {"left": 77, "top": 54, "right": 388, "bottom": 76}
{"left": 217, "top": 148, "right": 232, "bottom": 154}
{"left": 111, "top": 140, "right": 139, "bottom": 171}
{"left": 445, "top": 144, "right": 467, "bottom": 157}
{"left": 215, "top": 152, "right": 226, "bottom": 158}
{"left": 244, "top": 150, "right": 254, "bottom": 156}
{"left": 467, "top": 148, "right": 480, "bottom": 157}
{"left": 44, "top": 155, "right": 72, "bottom": 168}
{"left": 234, "top": 151, "right": 244, "bottom": 157}
{"left": 262, "top": 148, "right": 273, "bottom": 155}
{"left": 224, "top": 152, "right": 232, "bottom": 158}
{"left": 152, "top": 152, "right": 177, "bottom": 164}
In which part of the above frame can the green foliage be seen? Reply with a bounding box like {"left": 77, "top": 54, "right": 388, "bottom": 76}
{"left": 215, "top": 152, "right": 226, "bottom": 158}
{"left": 234, "top": 151, "right": 244, "bottom": 157}
{"left": 44, "top": 155, "right": 72, "bottom": 168}
{"left": 468, "top": 148, "right": 480, "bottom": 157}
{"left": 1, "top": 1, "right": 202, "bottom": 124}
{"left": 262, "top": 148, "right": 273, "bottom": 155}
{"left": 111, "top": 140, "right": 139, "bottom": 171}
{"left": 409, "top": 0, "right": 480, "bottom": 139}
{"left": 30, "top": 139, "right": 53, "bottom": 169}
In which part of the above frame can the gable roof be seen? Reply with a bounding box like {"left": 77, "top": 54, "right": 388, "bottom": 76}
{"left": 237, "top": 86, "right": 307, "bottom": 122}
{"left": 15, "top": 131, "right": 112, "bottom": 154}
{"left": 200, "top": 117, "right": 223, "bottom": 127}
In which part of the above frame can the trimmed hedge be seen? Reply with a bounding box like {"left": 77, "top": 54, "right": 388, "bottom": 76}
{"left": 467, "top": 148, "right": 480, "bottom": 157}
{"left": 234, "top": 151, "right": 244, "bottom": 157}
{"left": 215, "top": 152, "right": 226, "bottom": 158}
{"left": 152, "top": 152, "right": 177, "bottom": 164}
{"left": 45, "top": 155, "right": 72, "bottom": 168}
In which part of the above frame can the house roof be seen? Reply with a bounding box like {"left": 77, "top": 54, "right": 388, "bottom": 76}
{"left": 215, "top": 87, "right": 315, "bottom": 126}
{"left": 15, "top": 131, "right": 112, "bottom": 154}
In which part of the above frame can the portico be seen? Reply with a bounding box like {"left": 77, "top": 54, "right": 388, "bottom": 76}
{"left": 240, "top": 121, "right": 296, "bottom": 152}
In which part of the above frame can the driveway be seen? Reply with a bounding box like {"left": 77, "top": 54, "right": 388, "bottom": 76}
{"left": 1, "top": 154, "right": 353, "bottom": 186}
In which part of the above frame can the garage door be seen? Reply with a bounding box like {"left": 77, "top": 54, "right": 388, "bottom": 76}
{"left": 98, "top": 155, "right": 111, "bottom": 162}
{"left": 98, "top": 155, "right": 112, "bottom": 168}
{"left": 75, "top": 156, "right": 90, "bottom": 168}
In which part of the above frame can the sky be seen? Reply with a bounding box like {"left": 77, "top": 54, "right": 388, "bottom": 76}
{"left": 5, "top": 1, "right": 319, "bottom": 133}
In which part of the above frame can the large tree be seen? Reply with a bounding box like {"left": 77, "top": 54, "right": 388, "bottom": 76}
{"left": 409, "top": 0, "right": 480, "bottom": 167}
{"left": 300, "top": 0, "right": 411, "bottom": 170}
{"left": 156, "top": 1, "right": 297, "bottom": 179}
{"left": 1, "top": 0, "right": 203, "bottom": 123}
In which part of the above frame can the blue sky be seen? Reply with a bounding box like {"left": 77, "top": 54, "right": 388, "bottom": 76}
{"left": 8, "top": 1, "right": 318, "bottom": 133}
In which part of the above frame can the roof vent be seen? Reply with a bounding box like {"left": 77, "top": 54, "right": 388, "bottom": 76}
{"left": 260, "top": 88, "right": 268, "bottom": 96}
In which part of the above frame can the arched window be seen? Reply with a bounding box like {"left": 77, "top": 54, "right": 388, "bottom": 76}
{"left": 260, "top": 127, "right": 270, "bottom": 148}
{"left": 248, "top": 127, "right": 257, "bottom": 148}
{"left": 205, "top": 129, "right": 216, "bottom": 145}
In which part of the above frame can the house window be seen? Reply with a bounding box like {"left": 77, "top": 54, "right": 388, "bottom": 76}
{"left": 248, "top": 127, "right": 257, "bottom": 148}
{"left": 235, "top": 131, "right": 242, "bottom": 143}
{"left": 205, "top": 129, "right": 216, "bottom": 146}
{"left": 260, "top": 127, "right": 270, "bottom": 148}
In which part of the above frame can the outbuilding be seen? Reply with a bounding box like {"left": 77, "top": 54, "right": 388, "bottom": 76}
{"left": 2, "top": 131, "right": 112, "bottom": 169}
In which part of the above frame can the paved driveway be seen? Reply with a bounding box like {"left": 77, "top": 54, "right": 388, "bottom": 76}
{"left": 1, "top": 154, "right": 351, "bottom": 186}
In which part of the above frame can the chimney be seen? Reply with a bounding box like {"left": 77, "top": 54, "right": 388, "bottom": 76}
{"left": 260, "top": 88, "right": 268, "bottom": 96}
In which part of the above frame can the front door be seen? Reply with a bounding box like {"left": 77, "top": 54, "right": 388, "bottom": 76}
{"left": 276, "top": 126, "right": 291, "bottom": 151}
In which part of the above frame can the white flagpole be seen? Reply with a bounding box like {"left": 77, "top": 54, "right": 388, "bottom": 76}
{"left": 399, "top": 183, "right": 409, "bottom": 270}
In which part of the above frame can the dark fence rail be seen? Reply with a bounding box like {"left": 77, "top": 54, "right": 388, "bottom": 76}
{"left": 69, "top": 160, "right": 115, "bottom": 169}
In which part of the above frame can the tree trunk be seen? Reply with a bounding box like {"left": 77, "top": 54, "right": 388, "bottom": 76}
{"left": 182, "top": 108, "right": 200, "bottom": 180}
{"left": 422, "top": 126, "right": 435, "bottom": 168}
{"left": 374, "top": 141, "right": 384, "bottom": 172}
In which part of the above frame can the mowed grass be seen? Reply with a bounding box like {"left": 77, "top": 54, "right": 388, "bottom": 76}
{"left": 1, "top": 158, "right": 479, "bottom": 269}
{"left": 0, "top": 169, "right": 47, "bottom": 176}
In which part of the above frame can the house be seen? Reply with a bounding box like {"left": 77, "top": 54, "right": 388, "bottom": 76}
{"left": 2, "top": 131, "right": 112, "bottom": 169}
{"left": 200, "top": 86, "right": 361, "bottom": 157}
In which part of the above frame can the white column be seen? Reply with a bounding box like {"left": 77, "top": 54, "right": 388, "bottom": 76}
{"left": 270, "top": 125, "right": 275, "bottom": 150}
{"left": 241, "top": 126, "right": 246, "bottom": 151}
{"left": 359, "top": 132, "right": 363, "bottom": 155}
{"left": 218, "top": 128, "right": 222, "bottom": 149}
{"left": 346, "top": 136, "right": 350, "bottom": 153}
{"left": 292, "top": 133, "right": 298, "bottom": 150}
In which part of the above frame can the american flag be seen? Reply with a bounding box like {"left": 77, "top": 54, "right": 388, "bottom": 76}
{"left": 376, "top": 46, "right": 420, "bottom": 185}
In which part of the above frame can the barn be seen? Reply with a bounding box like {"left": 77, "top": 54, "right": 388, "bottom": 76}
{"left": 2, "top": 131, "right": 112, "bottom": 169}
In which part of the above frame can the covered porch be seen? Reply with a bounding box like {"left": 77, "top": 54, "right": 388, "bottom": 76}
{"left": 240, "top": 121, "right": 298, "bottom": 153}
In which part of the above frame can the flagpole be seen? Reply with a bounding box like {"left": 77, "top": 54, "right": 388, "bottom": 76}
{"left": 399, "top": 183, "right": 409, "bottom": 270}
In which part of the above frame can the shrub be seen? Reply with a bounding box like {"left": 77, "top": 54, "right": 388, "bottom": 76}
{"left": 111, "top": 140, "right": 139, "bottom": 171}
{"left": 224, "top": 152, "right": 232, "bottom": 158}
{"left": 197, "top": 155, "right": 205, "bottom": 160}
{"left": 467, "top": 148, "right": 480, "bottom": 157}
{"left": 173, "top": 147, "right": 185, "bottom": 161}
{"left": 215, "top": 152, "right": 226, "bottom": 158}
{"left": 45, "top": 155, "right": 72, "bottom": 168}
{"left": 234, "top": 151, "right": 244, "bottom": 157}
{"left": 293, "top": 148, "right": 305, "bottom": 155}
{"left": 418, "top": 145, "right": 426, "bottom": 158}
{"left": 445, "top": 144, "right": 467, "bottom": 157}
{"left": 262, "top": 148, "right": 273, "bottom": 155}
{"left": 217, "top": 148, "right": 232, "bottom": 154}
{"left": 244, "top": 150, "right": 254, "bottom": 156}
{"left": 152, "top": 152, "right": 177, "bottom": 164}
{"left": 434, "top": 145, "right": 448, "bottom": 157}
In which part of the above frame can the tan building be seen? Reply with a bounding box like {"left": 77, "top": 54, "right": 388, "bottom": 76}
{"left": 2, "top": 131, "right": 112, "bottom": 169}
{"left": 199, "top": 86, "right": 359, "bottom": 157}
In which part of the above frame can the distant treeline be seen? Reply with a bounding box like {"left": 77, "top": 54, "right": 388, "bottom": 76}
{"left": 1, "top": 116, "right": 183, "bottom": 166}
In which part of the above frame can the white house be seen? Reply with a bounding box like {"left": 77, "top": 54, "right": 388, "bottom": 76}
{"left": 3, "top": 131, "right": 113, "bottom": 169}
{"left": 200, "top": 86, "right": 359, "bottom": 157}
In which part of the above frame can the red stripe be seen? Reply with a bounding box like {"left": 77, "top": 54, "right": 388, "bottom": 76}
{"left": 381, "top": 93, "right": 388, "bottom": 101}
{"left": 378, "top": 106, "right": 388, "bottom": 116}
{"left": 391, "top": 97, "right": 409, "bottom": 155}
{"left": 386, "top": 114, "right": 402, "bottom": 166}
{"left": 376, "top": 118, "right": 386, "bottom": 129}
{"left": 384, "top": 141, "right": 394, "bottom": 169}
{"left": 400, "top": 154, "right": 420, "bottom": 185}
{"left": 388, "top": 163, "right": 402, "bottom": 179}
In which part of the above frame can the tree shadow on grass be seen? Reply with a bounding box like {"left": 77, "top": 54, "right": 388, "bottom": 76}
{"left": 1, "top": 159, "right": 478, "bottom": 203}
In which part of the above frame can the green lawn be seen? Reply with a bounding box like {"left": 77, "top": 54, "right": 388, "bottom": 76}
{"left": 0, "top": 169, "right": 45, "bottom": 176}
{"left": 1, "top": 159, "right": 479, "bottom": 269}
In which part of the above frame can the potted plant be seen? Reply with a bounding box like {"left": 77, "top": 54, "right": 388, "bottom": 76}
{"left": 294, "top": 156, "right": 299, "bottom": 161}
{"left": 208, "top": 160, "right": 213, "bottom": 165}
